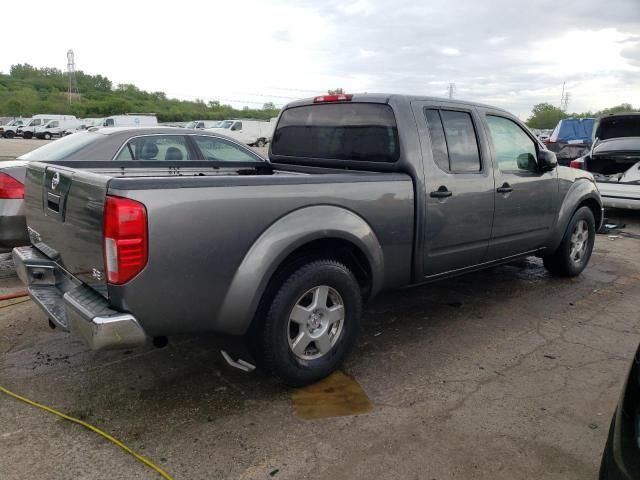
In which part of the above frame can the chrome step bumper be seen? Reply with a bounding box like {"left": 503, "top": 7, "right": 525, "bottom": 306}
{"left": 12, "top": 246, "right": 147, "bottom": 350}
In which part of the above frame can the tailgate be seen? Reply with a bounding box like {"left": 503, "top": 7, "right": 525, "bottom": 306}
{"left": 24, "top": 161, "right": 110, "bottom": 296}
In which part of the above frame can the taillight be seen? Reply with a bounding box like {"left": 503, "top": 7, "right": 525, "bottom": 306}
{"left": 0, "top": 173, "right": 24, "bottom": 199}
{"left": 103, "top": 196, "right": 148, "bottom": 284}
{"left": 569, "top": 159, "right": 584, "bottom": 169}
{"left": 313, "top": 94, "right": 353, "bottom": 103}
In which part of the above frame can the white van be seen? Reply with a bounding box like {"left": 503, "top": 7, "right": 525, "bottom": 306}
{"left": 35, "top": 118, "right": 82, "bottom": 139}
{"left": 103, "top": 114, "right": 158, "bottom": 128}
{"left": 0, "top": 118, "right": 31, "bottom": 138}
{"left": 209, "top": 119, "right": 275, "bottom": 146}
{"left": 19, "top": 115, "right": 77, "bottom": 139}
{"left": 185, "top": 120, "right": 222, "bottom": 129}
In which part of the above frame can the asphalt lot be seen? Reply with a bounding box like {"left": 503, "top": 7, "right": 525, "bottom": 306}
{"left": 0, "top": 137, "right": 51, "bottom": 160}
{"left": 1, "top": 139, "right": 640, "bottom": 479}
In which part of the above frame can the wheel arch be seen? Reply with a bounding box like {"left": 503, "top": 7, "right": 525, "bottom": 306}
{"left": 548, "top": 179, "right": 603, "bottom": 253}
{"left": 216, "top": 205, "right": 384, "bottom": 334}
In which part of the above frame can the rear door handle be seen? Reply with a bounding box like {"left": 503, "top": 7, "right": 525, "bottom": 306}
{"left": 430, "top": 187, "right": 452, "bottom": 198}
{"left": 496, "top": 183, "right": 513, "bottom": 194}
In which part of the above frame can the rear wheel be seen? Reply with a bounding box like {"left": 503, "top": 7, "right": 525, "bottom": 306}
{"left": 251, "top": 259, "right": 362, "bottom": 386}
{"left": 23, "top": 131, "right": 33, "bottom": 139}
{"left": 543, "top": 206, "right": 595, "bottom": 277}
{"left": 43, "top": 132, "right": 52, "bottom": 140}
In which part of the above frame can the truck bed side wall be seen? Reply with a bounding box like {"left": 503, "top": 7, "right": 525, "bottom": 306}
{"left": 108, "top": 175, "right": 414, "bottom": 336}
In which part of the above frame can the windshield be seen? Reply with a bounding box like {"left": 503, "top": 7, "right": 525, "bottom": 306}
{"left": 597, "top": 116, "right": 640, "bottom": 141}
{"left": 217, "top": 121, "right": 234, "bottom": 129}
{"left": 19, "top": 131, "right": 101, "bottom": 161}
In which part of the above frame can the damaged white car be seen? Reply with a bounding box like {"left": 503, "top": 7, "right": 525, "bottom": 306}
{"left": 571, "top": 113, "right": 640, "bottom": 210}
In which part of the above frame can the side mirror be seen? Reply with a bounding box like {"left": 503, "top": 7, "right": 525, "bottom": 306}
{"left": 537, "top": 149, "right": 558, "bottom": 172}
{"left": 517, "top": 153, "right": 537, "bottom": 171}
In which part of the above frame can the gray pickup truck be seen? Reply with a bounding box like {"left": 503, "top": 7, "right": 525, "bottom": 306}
{"left": 13, "top": 94, "right": 603, "bottom": 385}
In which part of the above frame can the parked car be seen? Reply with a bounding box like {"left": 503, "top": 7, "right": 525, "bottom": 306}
{"left": 13, "top": 94, "right": 602, "bottom": 386}
{"left": 209, "top": 118, "right": 276, "bottom": 146}
{"left": 569, "top": 113, "right": 640, "bottom": 210}
{"left": 18, "top": 115, "right": 77, "bottom": 139}
{"left": 35, "top": 118, "right": 82, "bottom": 140}
{"left": 546, "top": 117, "right": 596, "bottom": 165}
{"left": 184, "top": 120, "right": 222, "bottom": 129}
{"left": 0, "top": 127, "right": 265, "bottom": 253}
{"left": 102, "top": 114, "right": 158, "bottom": 128}
{"left": 599, "top": 340, "right": 640, "bottom": 479}
{"left": 0, "top": 118, "right": 31, "bottom": 138}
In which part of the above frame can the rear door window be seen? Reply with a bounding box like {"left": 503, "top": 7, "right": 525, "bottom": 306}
{"left": 115, "top": 135, "right": 191, "bottom": 160}
{"left": 424, "top": 109, "right": 481, "bottom": 172}
{"left": 271, "top": 103, "right": 400, "bottom": 162}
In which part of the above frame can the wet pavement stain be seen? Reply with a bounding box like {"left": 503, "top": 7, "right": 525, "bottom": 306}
{"left": 291, "top": 371, "right": 373, "bottom": 420}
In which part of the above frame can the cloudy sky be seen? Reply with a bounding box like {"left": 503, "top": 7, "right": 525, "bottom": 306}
{"left": 3, "top": 0, "right": 640, "bottom": 118}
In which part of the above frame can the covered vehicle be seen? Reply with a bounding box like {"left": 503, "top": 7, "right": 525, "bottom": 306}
{"left": 546, "top": 117, "right": 595, "bottom": 165}
{"left": 570, "top": 113, "right": 640, "bottom": 209}
{"left": 0, "top": 127, "right": 265, "bottom": 252}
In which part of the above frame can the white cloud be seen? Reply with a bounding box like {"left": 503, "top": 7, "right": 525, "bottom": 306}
{"left": 441, "top": 47, "right": 461, "bottom": 56}
{"left": 487, "top": 36, "right": 507, "bottom": 46}
{"left": 337, "top": 0, "right": 373, "bottom": 16}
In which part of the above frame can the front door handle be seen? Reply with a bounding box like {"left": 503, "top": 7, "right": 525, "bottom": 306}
{"left": 496, "top": 183, "right": 513, "bottom": 194}
{"left": 430, "top": 186, "right": 452, "bottom": 198}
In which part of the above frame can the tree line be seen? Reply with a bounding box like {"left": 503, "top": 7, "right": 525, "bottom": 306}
{"left": 526, "top": 102, "right": 637, "bottom": 129}
{"left": 0, "top": 64, "right": 281, "bottom": 122}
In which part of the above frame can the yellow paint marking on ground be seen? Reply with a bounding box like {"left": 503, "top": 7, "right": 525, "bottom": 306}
{"left": 291, "top": 371, "right": 373, "bottom": 420}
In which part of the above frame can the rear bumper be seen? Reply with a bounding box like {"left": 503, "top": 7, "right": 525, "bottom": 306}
{"left": 12, "top": 246, "right": 147, "bottom": 350}
{"left": 0, "top": 199, "right": 29, "bottom": 252}
{"left": 597, "top": 183, "right": 640, "bottom": 210}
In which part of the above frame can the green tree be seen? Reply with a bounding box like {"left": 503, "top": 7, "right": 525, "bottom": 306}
{"left": 526, "top": 103, "right": 567, "bottom": 129}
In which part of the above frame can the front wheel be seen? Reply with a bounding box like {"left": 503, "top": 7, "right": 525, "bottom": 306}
{"left": 543, "top": 206, "right": 595, "bottom": 277}
{"left": 4, "top": 130, "right": 15, "bottom": 138}
{"left": 23, "top": 131, "right": 33, "bottom": 139}
{"left": 251, "top": 259, "right": 362, "bottom": 386}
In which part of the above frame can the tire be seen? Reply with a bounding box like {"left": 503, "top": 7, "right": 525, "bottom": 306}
{"left": 251, "top": 258, "right": 362, "bottom": 386}
{"left": 255, "top": 138, "right": 265, "bottom": 147}
{"left": 4, "top": 130, "right": 15, "bottom": 139}
{"left": 23, "top": 131, "right": 33, "bottom": 139}
{"left": 543, "top": 206, "right": 595, "bottom": 277}
{"left": 599, "top": 415, "right": 616, "bottom": 480}
{"left": 43, "top": 132, "right": 52, "bottom": 140}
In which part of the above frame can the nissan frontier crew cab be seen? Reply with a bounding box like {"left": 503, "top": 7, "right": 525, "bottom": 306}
{"left": 14, "top": 94, "right": 603, "bottom": 386}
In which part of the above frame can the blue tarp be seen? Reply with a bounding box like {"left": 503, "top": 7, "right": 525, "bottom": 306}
{"left": 554, "top": 118, "right": 595, "bottom": 143}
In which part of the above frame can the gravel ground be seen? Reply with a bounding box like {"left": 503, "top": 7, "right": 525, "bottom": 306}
{"left": 1, "top": 210, "right": 639, "bottom": 480}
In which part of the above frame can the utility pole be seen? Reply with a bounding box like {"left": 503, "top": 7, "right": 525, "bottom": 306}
{"left": 561, "top": 92, "right": 570, "bottom": 112}
{"left": 447, "top": 82, "right": 456, "bottom": 99}
{"left": 67, "top": 49, "right": 78, "bottom": 104}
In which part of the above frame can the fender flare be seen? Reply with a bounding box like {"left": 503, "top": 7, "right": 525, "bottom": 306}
{"left": 548, "top": 179, "right": 603, "bottom": 253}
{"left": 216, "top": 205, "right": 384, "bottom": 334}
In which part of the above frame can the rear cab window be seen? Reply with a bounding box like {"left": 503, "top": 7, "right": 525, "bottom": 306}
{"left": 271, "top": 103, "right": 400, "bottom": 163}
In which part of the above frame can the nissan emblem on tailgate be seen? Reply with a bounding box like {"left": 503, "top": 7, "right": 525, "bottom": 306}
{"left": 51, "top": 172, "right": 60, "bottom": 190}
